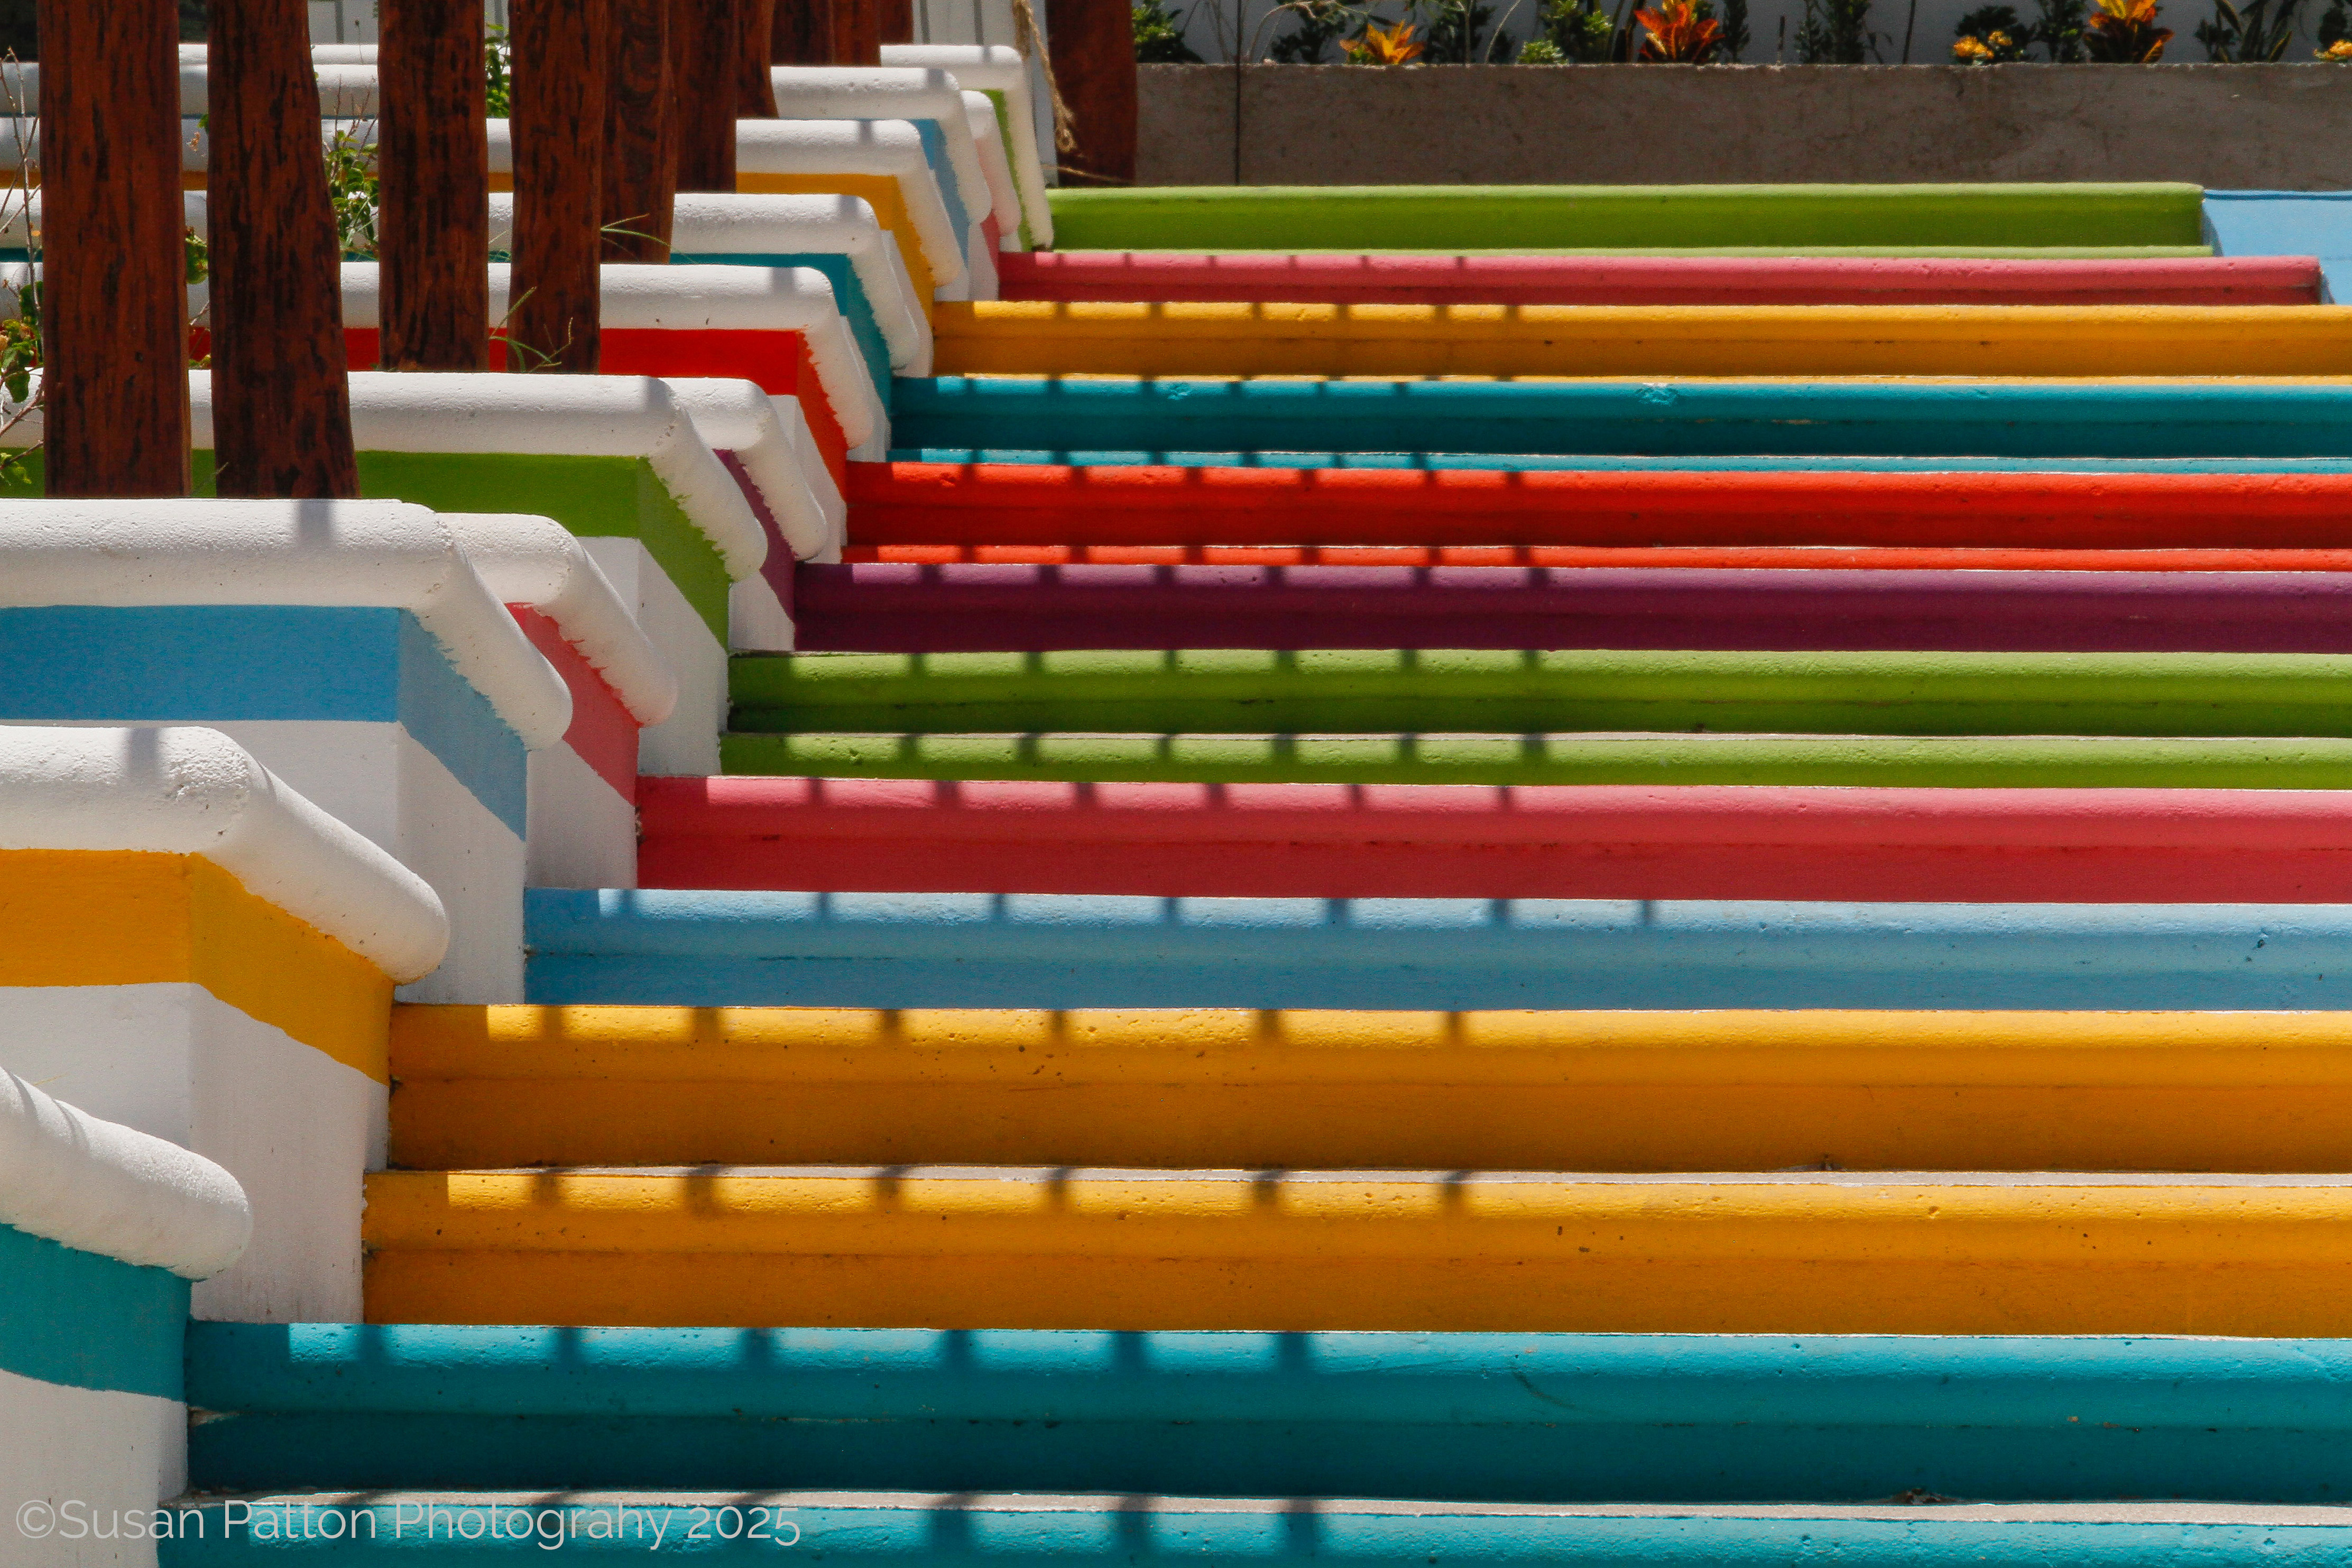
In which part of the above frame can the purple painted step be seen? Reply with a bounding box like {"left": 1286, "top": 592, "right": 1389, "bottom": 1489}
{"left": 794, "top": 563, "right": 2352, "bottom": 653}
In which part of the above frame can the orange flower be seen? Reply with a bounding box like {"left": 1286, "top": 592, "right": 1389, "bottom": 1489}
{"left": 2082, "top": 0, "right": 2172, "bottom": 59}
{"left": 1344, "top": 18, "right": 1426, "bottom": 61}
{"left": 1635, "top": 0, "right": 1725, "bottom": 60}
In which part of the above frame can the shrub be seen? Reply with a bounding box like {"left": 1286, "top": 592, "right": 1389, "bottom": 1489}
{"left": 1133, "top": 0, "right": 1205, "bottom": 61}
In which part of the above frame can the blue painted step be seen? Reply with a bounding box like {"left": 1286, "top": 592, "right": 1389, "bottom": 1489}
{"left": 891, "top": 378, "right": 2352, "bottom": 460}
{"left": 158, "top": 1494, "right": 2352, "bottom": 1563}
{"left": 523, "top": 888, "right": 2352, "bottom": 1010}
{"left": 187, "top": 1324, "right": 2352, "bottom": 1503}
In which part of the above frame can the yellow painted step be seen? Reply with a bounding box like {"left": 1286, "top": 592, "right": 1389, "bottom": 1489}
{"left": 364, "top": 1167, "right": 2352, "bottom": 1334}
{"left": 394, "top": 1006, "right": 2352, "bottom": 1173}
{"left": 930, "top": 301, "right": 2352, "bottom": 378}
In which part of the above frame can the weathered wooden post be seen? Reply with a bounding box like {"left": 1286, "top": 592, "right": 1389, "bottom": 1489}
{"left": 671, "top": 0, "right": 739, "bottom": 192}
{"left": 604, "top": 0, "right": 677, "bottom": 260}
{"left": 209, "top": 0, "right": 360, "bottom": 497}
{"left": 832, "top": 0, "right": 883, "bottom": 64}
{"left": 510, "top": 0, "right": 611, "bottom": 372}
{"left": 772, "top": 0, "right": 842, "bottom": 64}
{"left": 378, "top": 0, "right": 490, "bottom": 370}
{"left": 737, "top": 0, "right": 780, "bottom": 115}
{"left": 876, "top": 0, "right": 914, "bottom": 45}
{"left": 36, "top": 0, "right": 189, "bottom": 495}
{"left": 1049, "top": 0, "right": 1136, "bottom": 186}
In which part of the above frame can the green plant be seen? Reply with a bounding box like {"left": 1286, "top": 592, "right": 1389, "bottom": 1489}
{"left": 1795, "top": 0, "right": 1877, "bottom": 58}
{"left": 1414, "top": 0, "right": 1516, "bottom": 58}
{"left": 2085, "top": 0, "right": 2173, "bottom": 54}
{"left": 2026, "top": 0, "right": 2088, "bottom": 54}
{"left": 2195, "top": 0, "right": 2298, "bottom": 56}
{"left": 0, "top": 274, "right": 36, "bottom": 403}
{"left": 484, "top": 23, "right": 513, "bottom": 116}
{"left": 1952, "top": 2, "right": 2030, "bottom": 54}
{"left": 1268, "top": 0, "right": 1356, "bottom": 59}
{"left": 1719, "top": 0, "right": 1750, "bottom": 56}
{"left": 1133, "top": 0, "right": 1205, "bottom": 59}
{"left": 324, "top": 124, "right": 379, "bottom": 258}
{"left": 1536, "top": 0, "right": 1621, "bottom": 57}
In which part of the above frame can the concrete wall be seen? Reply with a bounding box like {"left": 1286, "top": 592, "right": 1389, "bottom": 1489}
{"left": 1138, "top": 64, "right": 2352, "bottom": 189}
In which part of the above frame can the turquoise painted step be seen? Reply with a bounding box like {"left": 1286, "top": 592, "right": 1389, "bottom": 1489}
{"left": 891, "top": 379, "right": 2352, "bottom": 460}
{"left": 185, "top": 1323, "right": 2352, "bottom": 1502}
{"left": 522, "top": 889, "right": 2352, "bottom": 1010}
{"left": 156, "top": 1495, "right": 2352, "bottom": 1563}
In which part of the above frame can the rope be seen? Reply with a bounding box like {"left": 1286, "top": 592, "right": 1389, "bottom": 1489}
{"left": 1009, "top": 0, "right": 1078, "bottom": 153}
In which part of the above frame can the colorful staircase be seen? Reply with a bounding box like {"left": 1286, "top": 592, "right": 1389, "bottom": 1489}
{"left": 162, "top": 180, "right": 2352, "bottom": 1558}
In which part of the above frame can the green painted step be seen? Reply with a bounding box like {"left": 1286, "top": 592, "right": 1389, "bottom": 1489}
{"left": 729, "top": 649, "right": 2352, "bottom": 739}
{"left": 1045, "top": 184, "right": 2207, "bottom": 253}
{"left": 721, "top": 730, "right": 2352, "bottom": 789}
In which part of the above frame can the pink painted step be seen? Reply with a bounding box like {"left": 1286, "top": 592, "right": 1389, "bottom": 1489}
{"left": 998, "top": 253, "right": 2327, "bottom": 306}
{"left": 639, "top": 778, "right": 2352, "bottom": 903}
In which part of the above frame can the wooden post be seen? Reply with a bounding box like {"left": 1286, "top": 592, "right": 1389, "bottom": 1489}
{"left": 875, "top": 0, "right": 915, "bottom": 45}
{"left": 378, "top": 0, "right": 490, "bottom": 371}
{"left": 510, "top": 0, "right": 610, "bottom": 372}
{"left": 209, "top": 0, "right": 359, "bottom": 498}
{"left": 832, "top": 0, "right": 883, "bottom": 64}
{"left": 736, "top": 0, "right": 780, "bottom": 115}
{"left": 603, "top": 0, "right": 676, "bottom": 260}
{"left": 671, "top": 0, "right": 739, "bottom": 193}
{"left": 1048, "top": 0, "right": 1136, "bottom": 186}
{"left": 36, "top": 0, "right": 188, "bottom": 496}
{"left": 772, "top": 0, "right": 842, "bottom": 64}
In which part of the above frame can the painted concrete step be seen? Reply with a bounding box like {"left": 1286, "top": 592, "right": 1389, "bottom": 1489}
{"left": 898, "top": 452, "right": 2352, "bottom": 475}
{"left": 891, "top": 379, "right": 2352, "bottom": 462}
{"left": 846, "top": 464, "right": 2352, "bottom": 552}
{"left": 727, "top": 649, "right": 2352, "bottom": 740}
{"left": 177, "top": 1326, "right": 2352, "bottom": 1500}
{"left": 155, "top": 1493, "right": 2352, "bottom": 1563}
{"left": 718, "top": 731, "right": 2352, "bottom": 790}
{"left": 849, "top": 545, "right": 2352, "bottom": 571}
{"left": 997, "top": 252, "right": 2326, "bottom": 307}
{"left": 362, "top": 1167, "right": 2352, "bottom": 1333}
{"left": 637, "top": 779, "right": 2352, "bottom": 904}
{"left": 932, "top": 303, "right": 2352, "bottom": 379}
{"left": 790, "top": 565, "right": 2352, "bottom": 654}
{"left": 1043, "top": 184, "right": 2207, "bottom": 252}
{"left": 391, "top": 1005, "right": 2352, "bottom": 1174}
{"left": 522, "top": 888, "right": 2352, "bottom": 1011}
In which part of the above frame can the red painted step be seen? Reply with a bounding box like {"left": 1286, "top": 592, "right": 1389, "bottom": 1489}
{"left": 790, "top": 563, "right": 2352, "bottom": 653}
{"left": 846, "top": 544, "right": 2352, "bottom": 571}
{"left": 998, "top": 252, "right": 2327, "bottom": 307}
{"left": 848, "top": 464, "right": 2352, "bottom": 551}
{"left": 639, "top": 778, "right": 2352, "bottom": 903}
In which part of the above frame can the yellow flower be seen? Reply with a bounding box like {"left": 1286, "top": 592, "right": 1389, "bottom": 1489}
{"left": 2320, "top": 36, "right": 2352, "bottom": 56}
{"left": 1952, "top": 33, "right": 1994, "bottom": 56}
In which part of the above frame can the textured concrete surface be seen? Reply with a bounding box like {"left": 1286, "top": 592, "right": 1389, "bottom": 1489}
{"left": 1138, "top": 65, "right": 2352, "bottom": 189}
